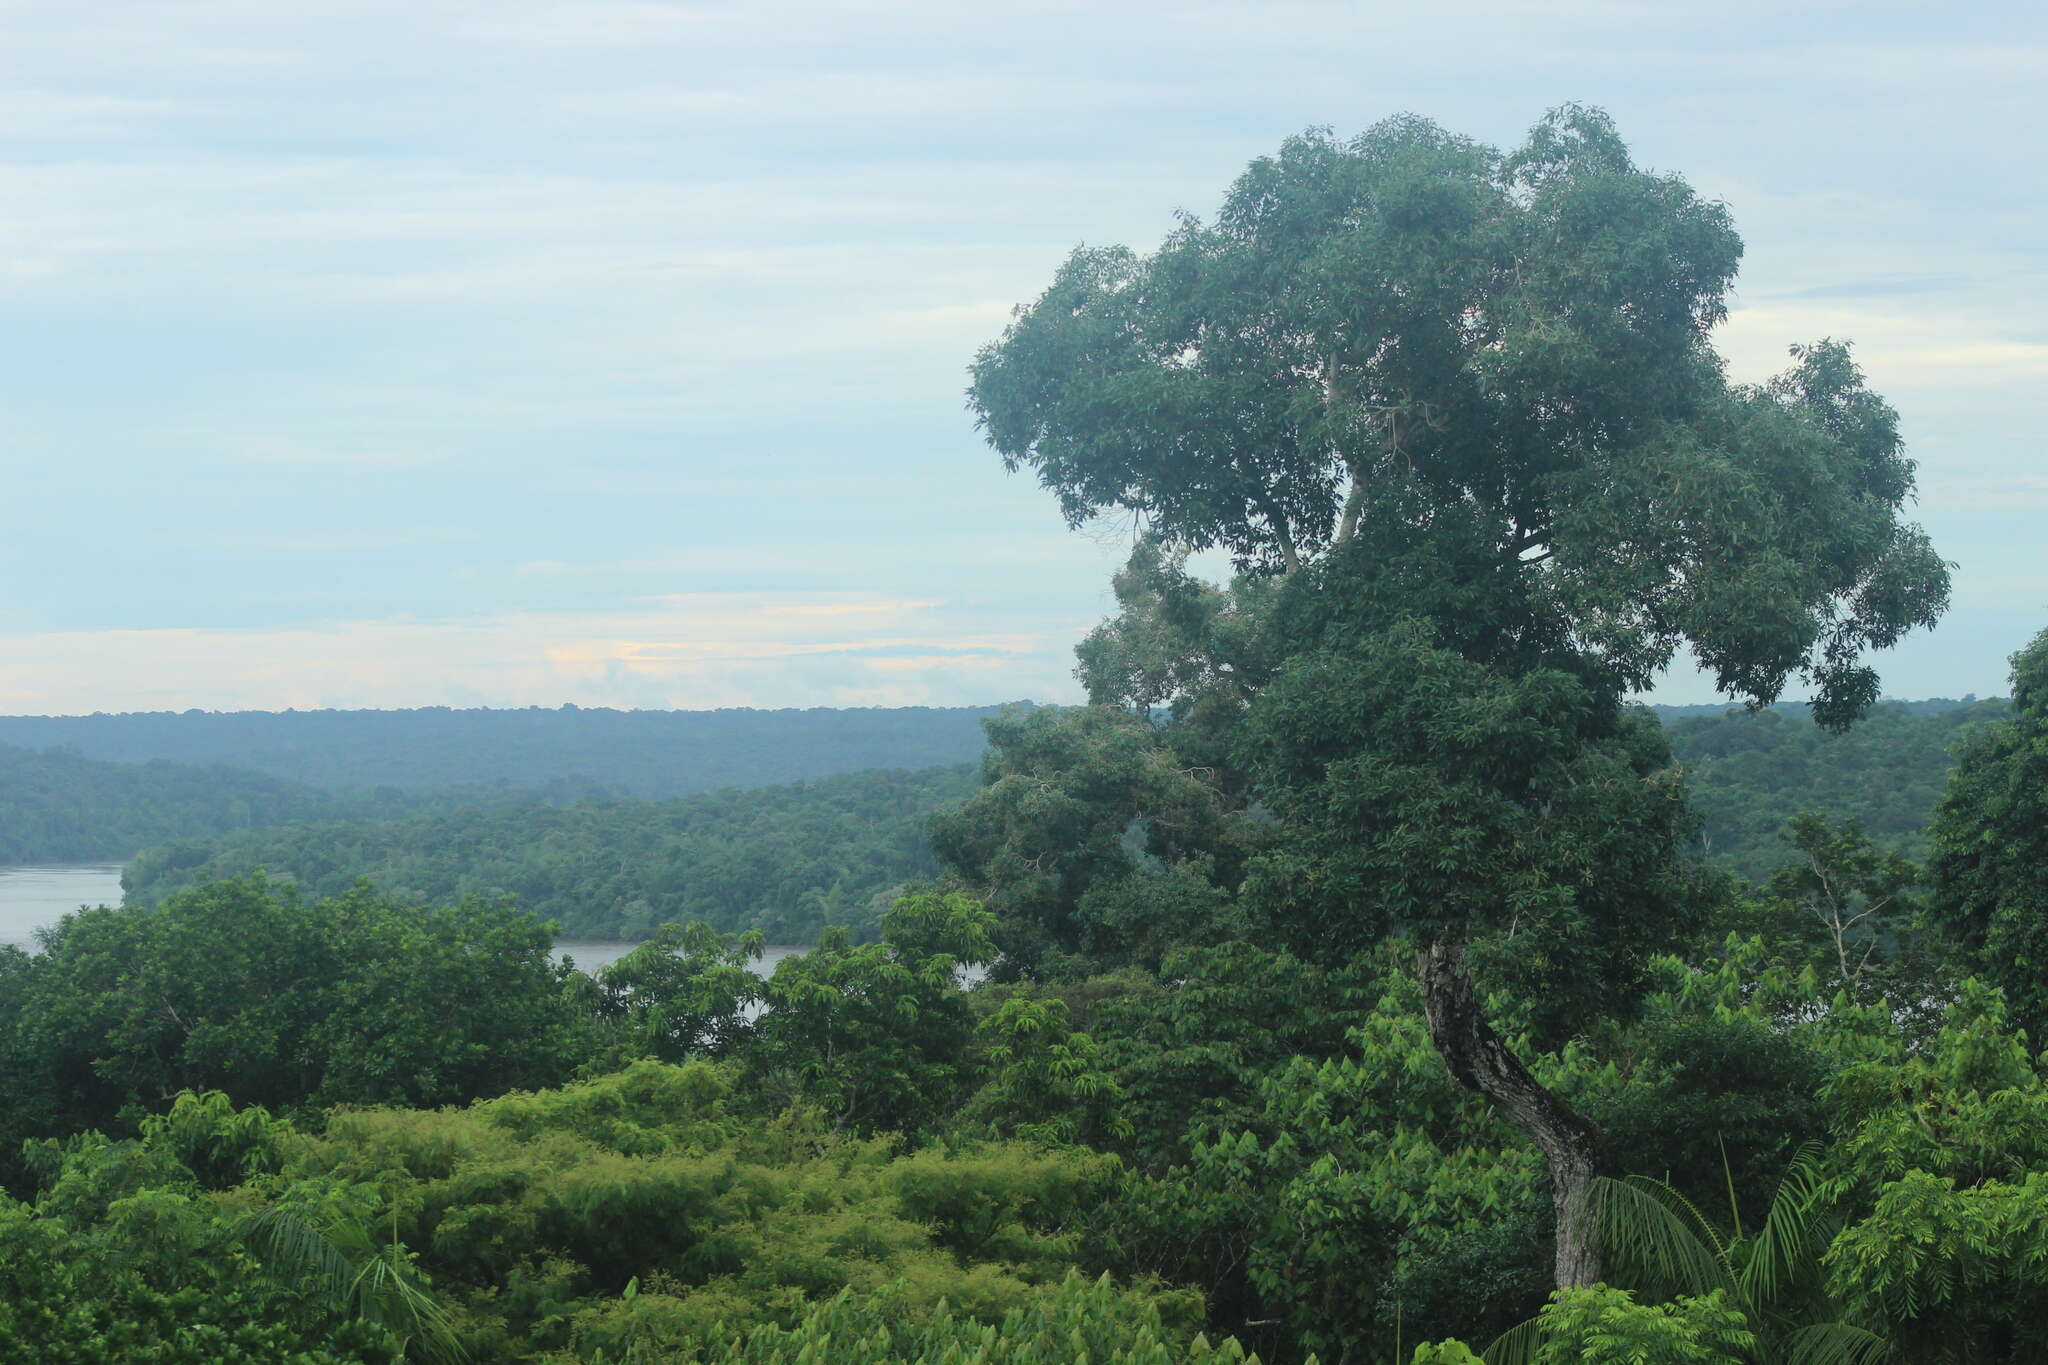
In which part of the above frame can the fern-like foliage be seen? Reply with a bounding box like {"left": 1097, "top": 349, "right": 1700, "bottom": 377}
{"left": 235, "top": 1203, "right": 466, "bottom": 1363}
{"left": 1483, "top": 1151, "right": 1890, "bottom": 1365}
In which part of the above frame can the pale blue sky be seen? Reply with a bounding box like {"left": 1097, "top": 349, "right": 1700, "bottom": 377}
{"left": 2, "top": 1, "right": 2041, "bottom": 713}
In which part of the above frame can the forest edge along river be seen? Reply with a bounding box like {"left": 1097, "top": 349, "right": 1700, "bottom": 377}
{"left": 0, "top": 863, "right": 807, "bottom": 976}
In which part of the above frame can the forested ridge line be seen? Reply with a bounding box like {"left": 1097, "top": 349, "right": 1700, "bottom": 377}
{"left": 0, "top": 742, "right": 391, "bottom": 863}
{"left": 0, "top": 702, "right": 1013, "bottom": 797}
{"left": 0, "top": 741, "right": 624, "bottom": 865}
{"left": 123, "top": 763, "right": 982, "bottom": 941}
{"left": 102, "top": 699, "right": 2004, "bottom": 942}
{"left": 1664, "top": 697, "right": 2012, "bottom": 880}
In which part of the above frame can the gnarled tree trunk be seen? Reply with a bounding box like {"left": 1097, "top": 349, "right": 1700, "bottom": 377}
{"left": 1416, "top": 939, "right": 1603, "bottom": 1288}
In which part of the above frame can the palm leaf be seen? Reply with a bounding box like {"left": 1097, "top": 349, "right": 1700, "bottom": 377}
{"left": 1587, "top": 1175, "right": 1741, "bottom": 1309}
{"left": 1740, "top": 1146, "right": 1828, "bottom": 1314}
{"left": 236, "top": 1204, "right": 358, "bottom": 1305}
{"left": 1778, "top": 1321, "right": 1892, "bottom": 1365}
{"left": 352, "top": 1254, "right": 467, "bottom": 1364}
{"left": 1481, "top": 1313, "right": 1542, "bottom": 1365}
{"left": 235, "top": 1204, "right": 467, "bottom": 1362}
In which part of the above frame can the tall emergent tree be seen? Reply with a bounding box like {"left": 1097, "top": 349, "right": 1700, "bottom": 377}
{"left": 963, "top": 107, "right": 1949, "bottom": 1288}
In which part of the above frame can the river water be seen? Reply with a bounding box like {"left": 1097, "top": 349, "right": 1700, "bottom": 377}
{"left": 0, "top": 864, "right": 803, "bottom": 976}
{"left": 0, "top": 863, "right": 125, "bottom": 953}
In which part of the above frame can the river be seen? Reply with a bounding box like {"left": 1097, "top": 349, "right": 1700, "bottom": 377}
{"left": 0, "top": 863, "right": 126, "bottom": 953}
{"left": 0, "top": 864, "right": 801, "bottom": 975}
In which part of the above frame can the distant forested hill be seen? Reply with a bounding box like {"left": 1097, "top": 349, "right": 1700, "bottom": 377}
{"left": 123, "top": 764, "right": 981, "bottom": 941}
{"left": 0, "top": 704, "right": 1013, "bottom": 798}
{"left": 25, "top": 698, "right": 2008, "bottom": 932}
{"left": 1662, "top": 698, "right": 2013, "bottom": 882}
{"left": 0, "top": 743, "right": 374, "bottom": 863}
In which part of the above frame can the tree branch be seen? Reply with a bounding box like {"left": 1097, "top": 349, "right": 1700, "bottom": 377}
{"left": 1253, "top": 492, "right": 1303, "bottom": 573}
{"left": 1417, "top": 939, "right": 1603, "bottom": 1288}
{"left": 1335, "top": 475, "right": 1367, "bottom": 545}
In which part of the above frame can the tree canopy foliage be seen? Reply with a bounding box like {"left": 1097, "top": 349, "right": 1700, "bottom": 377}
{"left": 964, "top": 104, "right": 1948, "bottom": 1290}
{"left": 0, "top": 741, "right": 405, "bottom": 863}
{"left": 1666, "top": 699, "right": 2006, "bottom": 883}
{"left": 121, "top": 765, "right": 977, "bottom": 942}
{"left": 1927, "top": 629, "right": 2048, "bottom": 1036}
{"left": 972, "top": 107, "right": 1945, "bottom": 722}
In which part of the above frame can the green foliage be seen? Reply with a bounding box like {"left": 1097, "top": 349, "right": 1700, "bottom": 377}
{"left": 234, "top": 1198, "right": 465, "bottom": 1363}
{"left": 752, "top": 892, "right": 994, "bottom": 1133}
{"left": 1758, "top": 814, "right": 1929, "bottom": 999}
{"left": 1553, "top": 1160, "right": 1884, "bottom": 1363}
{"left": 592, "top": 922, "right": 766, "bottom": 1063}
{"left": 929, "top": 706, "right": 1258, "bottom": 978}
{"left": 1667, "top": 701, "right": 2008, "bottom": 883}
{"left": 283, "top": 1062, "right": 1138, "bottom": 1359}
{"left": 0, "top": 1114, "right": 404, "bottom": 1362}
{"left": 1, "top": 875, "right": 585, "bottom": 1161}
{"left": 958, "top": 993, "right": 1130, "bottom": 1146}
{"left": 1411, "top": 1344, "right": 1485, "bottom": 1365}
{"left": 579, "top": 1272, "right": 1277, "bottom": 1364}
{"left": 1810, "top": 979, "right": 2048, "bottom": 1359}
{"left": 971, "top": 108, "right": 1945, "bottom": 720}
{"left": 1243, "top": 606, "right": 1712, "bottom": 1036}
{"left": 1526, "top": 1286, "right": 1755, "bottom": 1364}
{"left": 1927, "top": 628, "right": 2048, "bottom": 1033}
{"left": 127, "top": 764, "right": 978, "bottom": 940}
{"left": 0, "top": 1194, "right": 388, "bottom": 1363}
{"left": 1120, "top": 968, "right": 1550, "bottom": 1357}
{"left": 0, "top": 1065, "right": 1222, "bottom": 1364}
{"left": 0, "top": 740, "right": 399, "bottom": 863}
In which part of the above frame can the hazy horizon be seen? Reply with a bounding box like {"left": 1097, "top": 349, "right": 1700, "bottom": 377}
{"left": 0, "top": 692, "right": 2008, "bottom": 723}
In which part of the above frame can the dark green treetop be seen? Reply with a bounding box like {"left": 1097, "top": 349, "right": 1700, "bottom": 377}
{"left": 972, "top": 106, "right": 1947, "bottom": 726}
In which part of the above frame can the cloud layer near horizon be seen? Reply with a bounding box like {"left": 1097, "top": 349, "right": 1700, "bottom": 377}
{"left": 4, "top": 1, "right": 2043, "bottom": 712}
{"left": 0, "top": 593, "right": 1074, "bottom": 714}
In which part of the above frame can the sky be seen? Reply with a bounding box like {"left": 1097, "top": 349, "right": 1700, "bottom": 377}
{"left": 1, "top": 0, "right": 2041, "bottom": 715}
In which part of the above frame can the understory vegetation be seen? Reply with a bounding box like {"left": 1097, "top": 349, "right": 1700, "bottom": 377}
{"left": 6, "top": 106, "right": 2044, "bottom": 1364}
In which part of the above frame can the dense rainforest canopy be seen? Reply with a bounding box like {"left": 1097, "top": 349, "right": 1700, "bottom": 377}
{"left": 1666, "top": 698, "right": 2008, "bottom": 881}
{"left": 0, "top": 742, "right": 406, "bottom": 864}
{"left": 123, "top": 765, "right": 979, "bottom": 942}
{"left": 10, "top": 109, "right": 2048, "bottom": 1365}
{"left": 1, "top": 700, "right": 2001, "bottom": 883}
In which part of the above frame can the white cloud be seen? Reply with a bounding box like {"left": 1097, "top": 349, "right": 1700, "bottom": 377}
{"left": 1717, "top": 302, "right": 2048, "bottom": 390}
{"left": 0, "top": 594, "right": 1078, "bottom": 713}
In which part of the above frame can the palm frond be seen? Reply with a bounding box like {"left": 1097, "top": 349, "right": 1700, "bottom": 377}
{"left": 234, "top": 1204, "right": 467, "bottom": 1363}
{"left": 352, "top": 1254, "right": 467, "bottom": 1364}
{"left": 1740, "top": 1146, "right": 1829, "bottom": 1313}
{"left": 1587, "top": 1175, "right": 1740, "bottom": 1309}
{"left": 1480, "top": 1313, "right": 1541, "bottom": 1365}
{"left": 1778, "top": 1321, "right": 1892, "bottom": 1365}
{"left": 236, "top": 1204, "right": 358, "bottom": 1305}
